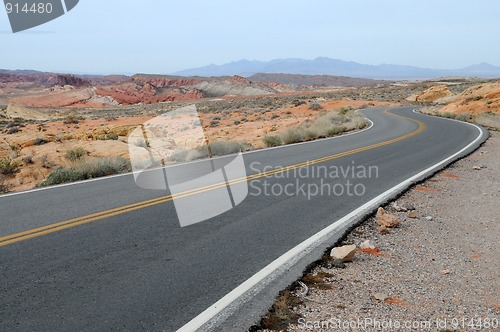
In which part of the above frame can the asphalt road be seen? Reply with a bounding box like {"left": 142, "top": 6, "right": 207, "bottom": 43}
{"left": 0, "top": 107, "right": 487, "bottom": 331}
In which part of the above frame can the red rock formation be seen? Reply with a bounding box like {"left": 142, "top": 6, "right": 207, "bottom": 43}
{"left": 95, "top": 82, "right": 205, "bottom": 104}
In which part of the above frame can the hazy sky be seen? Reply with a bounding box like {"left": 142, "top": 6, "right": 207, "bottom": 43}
{"left": 1, "top": 0, "right": 499, "bottom": 74}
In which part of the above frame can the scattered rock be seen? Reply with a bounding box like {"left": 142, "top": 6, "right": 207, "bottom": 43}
{"left": 376, "top": 207, "right": 400, "bottom": 228}
{"left": 331, "top": 259, "right": 346, "bottom": 269}
{"left": 330, "top": 244, "right": 357, "bottom": 262}
{"left": 408, "top": 210, "right": 418, "bottom": 219}
{"left": 473, "top": 166, "right": 482, "bottom": 170}
{"left": 360, "top": 240, "right": 376, "bottom": 249}
{"left": 425, "top": 216, "right": 433, "bottom": 221}
{"left": 373, "top": 293, "right": 389, "bottom": 301}
{"left": 440, "top": 269, "right": 452, "bottom": 275}
{"left": 403, "top": 203, "right": 416, "bottom": 211}
{"left": 378, "top": 225, "right": 390, "bottom": 234}
{"left": 392, "top": 203, "right": 407, "bottom": 212}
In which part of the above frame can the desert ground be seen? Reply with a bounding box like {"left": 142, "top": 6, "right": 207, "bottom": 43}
{"left": 255, "top": 132, "right": 499, "bottom": 332}
{"left": 1, "top": 72, "right": 499, "bottom": 194}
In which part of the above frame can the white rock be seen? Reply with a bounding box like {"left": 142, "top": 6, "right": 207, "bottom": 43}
{"left": 330, "top": 244, "right": 357, "bottom": 262}
{"left": 360, "top": 240, "right": 376, "bottom": 249}
{"left": 425, "top": 216, "right": 433, "bottom": 221}
{"left": 373, "top": 292, "right": 388, "bottom": 301}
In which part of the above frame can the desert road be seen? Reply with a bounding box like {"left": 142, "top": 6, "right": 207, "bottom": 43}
{"left": 0, "top": 107, "right": 488, "bottom": 331}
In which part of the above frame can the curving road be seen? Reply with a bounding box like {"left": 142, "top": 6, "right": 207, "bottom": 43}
{"left": 0, "top": 107, "right": 488, "bottom": 331}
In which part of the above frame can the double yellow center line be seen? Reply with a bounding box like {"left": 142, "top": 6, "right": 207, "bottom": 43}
{"left": 0, "top": 110, "right": 426, "bottom": 248}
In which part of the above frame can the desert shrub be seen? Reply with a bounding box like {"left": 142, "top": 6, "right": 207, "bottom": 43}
{"left": 329, "top": 114, "right": 349, "bottom": 124}
{"left": 305, "top": 129, "right": 321, "bottom": 140}
{"left": 170, "top": 141, "right": 243, "bottom": 162}
{"left": 309, "top": 102, "right": 322, "bottom": 110}
{"left": 438, "top": 112, "right": 457, "bottom": 119}
{"left": 210, "top": 120, "right": 220, "bottom": 127}
{"left": 234, "top": 120, "right": 241, "bottom": 125}
{"left": 7, "top": 127, "right": 21, "bottom": 134}
{"left": 271, "top": 114, "right": 280, "bottom": 119}
{"left": 475, "top": 113, "right": 500, "bottom": 130}
{"left": 339, "top": 106, "right": 353, "bottom": 115}
{"left": 326, "top": 126, "right": 347, "bottom": 136}
{"left": 0, "top": 157, "right": 21, "bottom": 176}
{"left": 63, "top": 114, "right": 80, "bottom": 124}
{"left": 39, "top": 157, "right": 130, "bottom": 187}
{"left": 454, "top": 114, "right": 470, "bottom": 122}
{"left": 97, "top": 133, "right": 119, "bottom": 140}
{"left": 34, "top": 138, "right": 48, "bottom": 145}
{"left": 22, "top": 155, "right": 33, "bottom": 164}
{"left": 40, "top": 154, "right": 52, "bottom": 168}
{"left": 263, "top": 135, "right": 282, "bottom": 147}
{"left": 292, "top": 100, "right": 306, "bottom": 107}
{"left": 65, "top": 147, "right": 87, "bottom": 162}
{"left": 208, "top": 141, "right": 243, "bottom": 156}
{"left": 169, "top": 150, "right": 189, "bottom": 162}
{"left": 0, "top": 183, "right": 9, "bottom": 194}
{"left": 281, "top": 128, "right": 305, "bottom": 144}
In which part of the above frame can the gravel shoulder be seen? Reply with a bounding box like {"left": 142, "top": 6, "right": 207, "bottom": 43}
{"left": 257, "top": 132, "right": 499, "bottom": 332}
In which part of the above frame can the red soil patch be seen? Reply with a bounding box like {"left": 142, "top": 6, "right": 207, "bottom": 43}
{"left": 472, "top": 253, "right": 484, "bottom": 261}
{"left": 384, "top": 297, "right": 411, "bottom": 306}
{"left": 415, "top": 186, "right": 440, "bottom": 193}
{"left": 440, "top": 172, "right": 460, "bottom": 179}
{"left": 357, "top": 248, "right": 384, "bottom": 256}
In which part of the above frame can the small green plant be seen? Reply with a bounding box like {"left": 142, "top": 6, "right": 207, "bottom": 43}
{"left": 65, "top": 147, "right": 87, "bottom": 162}
{"left": 339, "top": 106, "right": 352, "bottom": 115}
{"left": 22, "top": 155, "right": 33, "bottom": 164}
{"left": 63, "top": 114, "right": 80, "bottom": 125}
{"left": 0, "top": 157, "right": 21, "bottom": 176}
{"left": 39, "top": 157, "right": 130, "bottom": 187}
{"left": 308, "top": 102, "right": 322, "bottom": 110}
{"left": 34, "top": 138, "right": 48, "bottom": 146}
{"left": 281, "top": 128, "right": 305, "bottom": 144}
{"left": 454, "top": 114, "right": 470, "bottom": 122}
{"left": 326, "top": 126, "right": 347, "bottom": 136}
{"left": 40, "top": 154, "right": 52, "bottom": 168}
{"left": 208, "top": 141, "right": 243, "bottom": 156}
{"left": 97, "top": 133, "right": 119, "bottom": 141}
{"left": 263, "top": 135, "right": 283, "bottom": 147}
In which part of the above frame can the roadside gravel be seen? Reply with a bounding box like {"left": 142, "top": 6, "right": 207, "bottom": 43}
{"left": 258, "top": 132, "right": 499, "bottom": 332}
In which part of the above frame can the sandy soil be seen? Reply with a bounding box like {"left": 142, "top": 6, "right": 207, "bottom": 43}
{"left": 1, "top": 99, "right": 391, "bottom": 193}
{"left": 258, "top": 132, "right": 500, "bottom": 332}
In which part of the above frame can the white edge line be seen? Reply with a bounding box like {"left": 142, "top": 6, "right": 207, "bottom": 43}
{"left": 0, "top": 110, "right": 374, "bottom": 199}
{"left": 61, "top": 0, "right": 68, "bottom": 12}
{"left": 176, "top": 111, "right": 485, "bottom": 332}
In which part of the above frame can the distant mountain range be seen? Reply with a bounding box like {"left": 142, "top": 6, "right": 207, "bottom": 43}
{"left": 174, "top": 57, "right": 500, "bottom": 79}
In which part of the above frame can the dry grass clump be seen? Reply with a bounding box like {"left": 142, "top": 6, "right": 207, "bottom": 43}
{"left": 263, "top": 108, "right": 369, "bottom": 147}
{"left": 39, "top": 157, "right": 130, "bottom": 187}
{"left": 258, "top": 290, "right": 303, "bottom": 331}
{"left": 65, "top": 147, "right": 87, "bottom": 162}
{"left": 169, "top": 141, "right": 246, "bottom": 162}
{"left": 475, "top": 112, "right": 500, "bottom": 130}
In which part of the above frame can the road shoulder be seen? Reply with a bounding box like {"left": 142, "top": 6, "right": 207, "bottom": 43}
{"left": 255, "top": 131, "right": 499, "bottom": 331}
